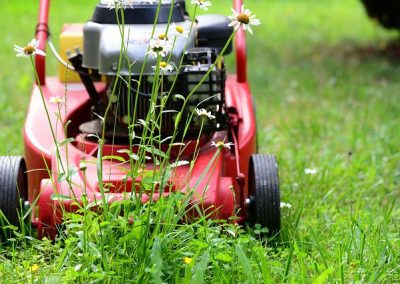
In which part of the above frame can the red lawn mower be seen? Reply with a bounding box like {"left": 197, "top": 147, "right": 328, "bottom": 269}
{"left": 0, "top": 0, "right": 280, "bottom": 239}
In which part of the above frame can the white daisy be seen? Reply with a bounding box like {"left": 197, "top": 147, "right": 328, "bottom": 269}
{"left": 211, "top": 141, "right": 234, "bottom": 150}
{"left": 147, "top": 37, "right": 172, "bottom": 58}
{"left": 49, "top": 95, "right": 66, "bottom": 104}
{"left": 152, "top": 61, "right": 174, "bottom": 73}
{"left": 195, "top": 108, "right": 215, "bottom": 120}
{"left": 102, "top": 0, "right": 175, "bottom": 8}
{"left": 304, "top": 168, "right": 318, "bottom": 175}
{"left": 280, "top": 202, "right": 292, "bottom": 209}
{"left": 228, "top": 5, "right": 261, "bottom": 35}
{"left": 191, "top": 0, "right": 212, "bottom": 11}
{"left": 102, "top": 0, "right": 133, "bottom": 9}
{"left": 173, "top": 23, "right": 189, "bottom": 38}
{"left": 14, "top": 39, "right": 46, "bottom": 58}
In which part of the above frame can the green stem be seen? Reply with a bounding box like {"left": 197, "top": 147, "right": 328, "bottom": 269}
{"left": 29, "top": 56, "right": 66, "bottom": 175}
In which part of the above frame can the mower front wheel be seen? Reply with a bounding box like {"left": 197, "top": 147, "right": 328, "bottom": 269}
{"left": 0, "top": 156, "right": 28, "bottom": 232}
{"left": 247, "top": 154, "right": 281, "bottom": 236}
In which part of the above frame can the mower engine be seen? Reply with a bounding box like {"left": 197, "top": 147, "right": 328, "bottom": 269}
{"left": 72, "top": 0, "right": 233, "bottom": 142}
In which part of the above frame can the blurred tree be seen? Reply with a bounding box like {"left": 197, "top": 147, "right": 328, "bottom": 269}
{"left": 361, "top": 0, "right": 400, "bottom": 29}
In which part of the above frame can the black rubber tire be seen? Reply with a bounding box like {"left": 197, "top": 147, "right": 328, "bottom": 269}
{"left": 248, "top": 154, "right": 281, "bottom": 235}
{"left": 361, "top": 0, "right": 400, "bottom": 30}
{"left": 0, "top": 156, "right": 27, "bottom": 228}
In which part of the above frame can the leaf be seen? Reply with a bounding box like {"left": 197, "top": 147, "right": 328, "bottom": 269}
{"left": 102, "top": 155, "right": 126, "bottom": 163}
{"left": 116, "top": 149, "right": 140, "bottom": 161}
{"left": 43, "top": 276, "right": 63, "bottom": 284}
{"left": 174, "top": 94, "right": 185, "bottom": 101}
{"left": 129, "top": 153, "right": 140, "bottom": 161}
{"left": 117, "top": 149, "right": 130, "bottom": 154}
{"left": 100, "top": 221, "right": 111, "bottom": 227}
{"left": 139, "top": 145, "right": 168, "bottom": 158}
{"left": 57, "top": 137, "right": 75, "bottom": 147}
{"left": 312, "top": 268, "right": 334, "bottom": 284}
{"left": 174, "top": 112, "right": 182, "bottom": 129}
{"left": 57, "top": 172, "right": 67, "bottom": 183}
{"left": 57, "top": 166, "right": 77, "bottom": 182}
{"left": 215, "top": 252, "right": 233, "bottom": 263}
{"left": 93, "top": 112, "right": 104, "bottom": 121}
{"left": 131, "top": 220, "right": 145, "bottom": 241}
{"left": 192, "top": 252, "right": 209, "bottom": 284}
{"left": 150, "top": 237, "right": 163, "bottom": 284}
{"left": 87, "top": 133, "right": 100, "bottom": 140}
{"left": 190, "top": 240, "right": 208, "bottom": 250}
{"left": 88, "top": 242, "right": 101, "bottom": 258}
{"left": 161, "top": 109, "right": 178, "bottom": 114}
{"left": 50, "top": 194, "right": 72, "bottom": 201}
{"left": 137, "top": 119, "right": 147, "bottom": 127}
{"left": 160, "top": 136, "right": 173, "bottom": 143}
{"left": 235, "top": 245, "right": 256, "bottom": 284}
{"left": 170, "top": 160, "right": 190, "bottom": 168}
{"left": 170, "top": 142, "right": 186, "bottom": 147}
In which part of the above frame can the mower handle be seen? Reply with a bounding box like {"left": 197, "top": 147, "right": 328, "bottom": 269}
{"left": 35, "top": 0, "right": 247, "bottom": 85}
{"left": 234, "top": 0, "right": 247, "bottom": 83}
{"left": 35, "top": 0, "right": 50, "bottom": 85}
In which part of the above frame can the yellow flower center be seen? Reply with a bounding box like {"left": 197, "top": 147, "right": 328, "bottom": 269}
{"left": 175, "top": 26, "right": 184, "bottom": 34}
{"left": 237, "top": 13, "right": 250, "bottom": 25}
{"left": 160, "top": 61, "right": 168, "bottom": 68}
{"left": 215, "top": 141, "right": 225, "bottom": 148}
{"left": 158, "top": 33, "right": 168, "bottom": 40}
{"left": 23, "top": 45, "right": 35, "bottom": 55}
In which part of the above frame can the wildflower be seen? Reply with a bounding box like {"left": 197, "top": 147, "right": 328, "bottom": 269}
{"left": 147, "top": 38, "right": 172, "bottom": 58}
{"left": 30, "top": 264, "right": 40, "bottom": 272}
{"left": 211, "top": 141, "right": 234, "bottom": 150}
{"left": 305, "top": 168, "right": 318, "bottom": 175}
{"left": 157, "top": 33, "right": 169, "bottom": 40}
{"left": 102, "top": 0, "right": 134, "bottom": 9}
{"left": 14, "top": 39, "right": 46, "bottom": 58}
{"left": 184, "top": 257, "right": 193, "bottom": 264}
{"left": 280, "top": 202, "right": 292, "bottom": 209}
{"left": 228, "top": 5, "right": 261, "bottom": 35}
{"left": 49, "top": 95, "right": 66, "bottom": 104}
{"left": 152, "top": 61, "right": 174, "bottom": 73}
{"left": 79, "top": 161, "right": 87, "bottom": 171}
{"left": 195, "top": 108, "right": 215, "bottom": 120}
{"left": 103, "top": 0, "right": 177, "bottom": 8}
{"left": 173, "top": 23, "right": 189, "bottom": 38}
{"left": 191, "top": 0, "right": 212, "bottom": 11}
{"left": 122, "top": 115, "right": 131, "bottom": 124}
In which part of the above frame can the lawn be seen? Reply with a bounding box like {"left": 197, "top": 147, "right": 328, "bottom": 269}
{"left": 1, "top": 0, "right": 399, "bottom": 282}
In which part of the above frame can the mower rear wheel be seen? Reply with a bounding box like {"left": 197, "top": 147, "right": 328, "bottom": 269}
{"left": 0, "top": 156, "right": 28, "bottom": 229}
{"left": 247, "top": 154, "right": 281, "bottom": 236}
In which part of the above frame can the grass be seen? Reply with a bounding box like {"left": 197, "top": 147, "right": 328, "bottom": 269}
{"left": 1, "top": 0, "right": 400, "bottom": 282}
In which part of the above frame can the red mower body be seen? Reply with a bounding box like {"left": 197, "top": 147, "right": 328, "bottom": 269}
{"left": 24, "top": 0, "right": 259, "bottom": 239}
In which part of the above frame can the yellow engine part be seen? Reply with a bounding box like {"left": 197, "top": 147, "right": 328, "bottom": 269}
{"left": 58, "top": 24, "right": 83, "bottom": 83}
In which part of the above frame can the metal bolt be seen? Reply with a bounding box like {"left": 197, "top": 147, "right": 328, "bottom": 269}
{"left": 245, "top": 198, "right": 251, "bottom": 208}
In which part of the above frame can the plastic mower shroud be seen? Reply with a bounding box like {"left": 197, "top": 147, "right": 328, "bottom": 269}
{"left": 0, "top": 0, "right": 281, "bottom": 239}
